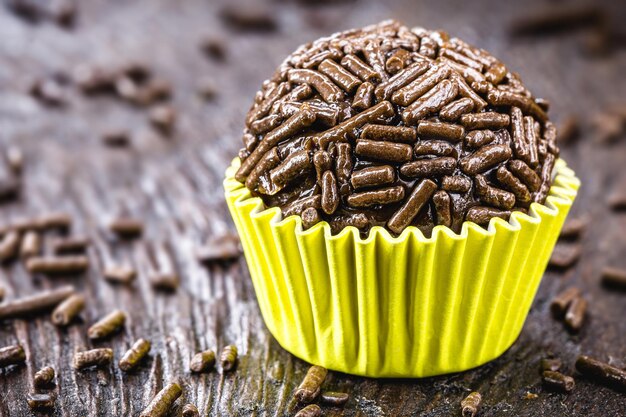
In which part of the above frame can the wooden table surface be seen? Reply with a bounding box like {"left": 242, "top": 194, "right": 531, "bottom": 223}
{"left": 0, "top": 0, "right": 625, "bottom": 415}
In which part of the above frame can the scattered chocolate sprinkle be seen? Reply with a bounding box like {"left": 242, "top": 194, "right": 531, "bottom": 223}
{"left": 542, "top": 371, "right": 575, "bottom": 393}
{"left": 149, "top": 105, "right": 176, "bottom": 134}
{"left": 150, "top": 272, "right": 179, "bottom": 291}
{"left": 220, "top": 345, "right": 238, "bottom": 372}
{"left": 51, "top": 293, "right": 85, "bottom": 326}
{"left": 509, "top": 5, "right": 606, "bottom": 37}
{"left": 296, "top": 365, "right": 328, "bottom": 403}
{"left": 219, "top": 5, "right": 277, "bottom": 32}
{"left": 0, "top": 285, "right": 75, "bottom": 320}
{"left": 321, "top": 391, "right": 349, "bottom": 406}
{"left": 0, "top": 344, "right": 26, "bottom": 368}
{"left": 38, "top": 212, "right": 72, "bottom": 232}
{"left": 575, "top": 355, "right": 626, "bottom": 392}
{"left": 564, "top": 295, "right": 587, "bottom": 332}
{"left": 29, "top": 78, "right": 67, "bottom": 107}
{"left": 200, "top": 37, "right": 226, "bottom": 61}
{"left": 26, "top": 255, "right": 89, "bottom": 275}
{"left": 19, "top": 231, "right": 41, "bottom": 259}
{"left": 190, "top": 350, "right": 216, "bottom": 373}
{"left": 5, "top": 146, "right": 23, "bottom": 174}
{"left": 295, "top": 404, "right": 322, "bottom": 417}
{"left": 196, "top": 234, "right": 242, "bottom": 263}
{"left": 559, "top": 217, "right": 587, "bottom": 240}
{"left": 550, "top": 287, "right": 581, "bottom": 319}
{"left": 182, "top": 404, "right": 200, "bottom": 417}
{"left": 119, "top": 339, "right": 151, "bottom": 372}
{"left": 607, "top": 191, "right": 626, "bottom": 211}
{"left": 541, "top": 358, "right": 562, "bottom": 372}
{"left": 557, "top": 115, "right": 581, "bottom": 146}
{"left": 104, "top": 265, "right": 136, "bottom": 285}
{"left": 0, "top": 231, "right": 21, "bottom": 263}
{"left": 73, "top": 348, "right": 113, "bottom": 370}
{"left": 34, "top": 366, "right": 55, "bottom": 388}
{"left": 139, "top": 382, "right": 182, "bottom": 417}
{"left": 87, "top": 309, "right": 126, "bottom": 340}
{"left": 73, "top": 64, "right": 116, "bottom": 93}
{"left": 52, "top": 236, "right": 90, "bottom": 254}
{"left": 548, "top": 244, "right": 582, "bottom": 269}
{"left": 601, "top": 267, "right": 626, "bottom": 291}
{"left": 0, "top": 174, "right": 20, "bottom": 203}
{"left": 460, "top": 391, "right": 482, "bottom": 417}
{"left": 197, "top": 76, "right": 218, "bottom": 100}
{"left": 27, "top": 393, "right": 55, "bottom": 411}
{"left": 102, "top": 130, "right": 130, "bottom": 147}
{"left": 592, "top": 113, "right": 624, "bottom": 144}
{"left": 109, "top": 218, "right": 143, "bottom": 238}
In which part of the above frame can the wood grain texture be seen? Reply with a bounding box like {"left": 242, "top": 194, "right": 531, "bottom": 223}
{"left": 0, "top": 0, "right": 625, "bottom": 415}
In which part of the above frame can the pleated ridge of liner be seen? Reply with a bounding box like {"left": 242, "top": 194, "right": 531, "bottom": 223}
{"left": 235, "top": 19, "right": 560, "bottom": 236}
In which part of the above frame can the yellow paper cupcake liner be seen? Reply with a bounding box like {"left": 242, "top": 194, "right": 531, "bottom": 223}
{"left": 224, "top": 158, "right": 579, "bottom": 378}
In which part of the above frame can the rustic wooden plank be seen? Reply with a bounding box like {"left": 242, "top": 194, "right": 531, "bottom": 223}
{"left": 0, "top": 0, "right": 625, "bottom": 416}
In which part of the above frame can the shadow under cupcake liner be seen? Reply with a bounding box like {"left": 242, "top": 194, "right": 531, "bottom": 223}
{"left": 224, "top": 158, "right": 579, "bottom": 378}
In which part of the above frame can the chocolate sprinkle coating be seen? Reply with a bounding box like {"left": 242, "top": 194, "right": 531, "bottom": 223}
{"left": 237, "top": 20, "right": 560, "bottom": 235}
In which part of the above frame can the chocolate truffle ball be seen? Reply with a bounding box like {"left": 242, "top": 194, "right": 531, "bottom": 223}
{"left": 236, "top": 20, "right": 559, "bottom": 235}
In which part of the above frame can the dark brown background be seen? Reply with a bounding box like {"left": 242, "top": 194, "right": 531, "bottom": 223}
{"left": 0, "top": 0, "right": 625, "bottom": 416}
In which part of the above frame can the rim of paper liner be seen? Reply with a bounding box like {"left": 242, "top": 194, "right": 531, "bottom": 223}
{"left": 224, "top": 158, "right": 579, "bottom": 377}
{"left": 225, "top": 158, "right": 579, "bottom": 241}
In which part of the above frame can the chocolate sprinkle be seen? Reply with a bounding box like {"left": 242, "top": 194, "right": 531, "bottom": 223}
{"left": 237, "top": 20, "right": 560, "bottom": 235}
